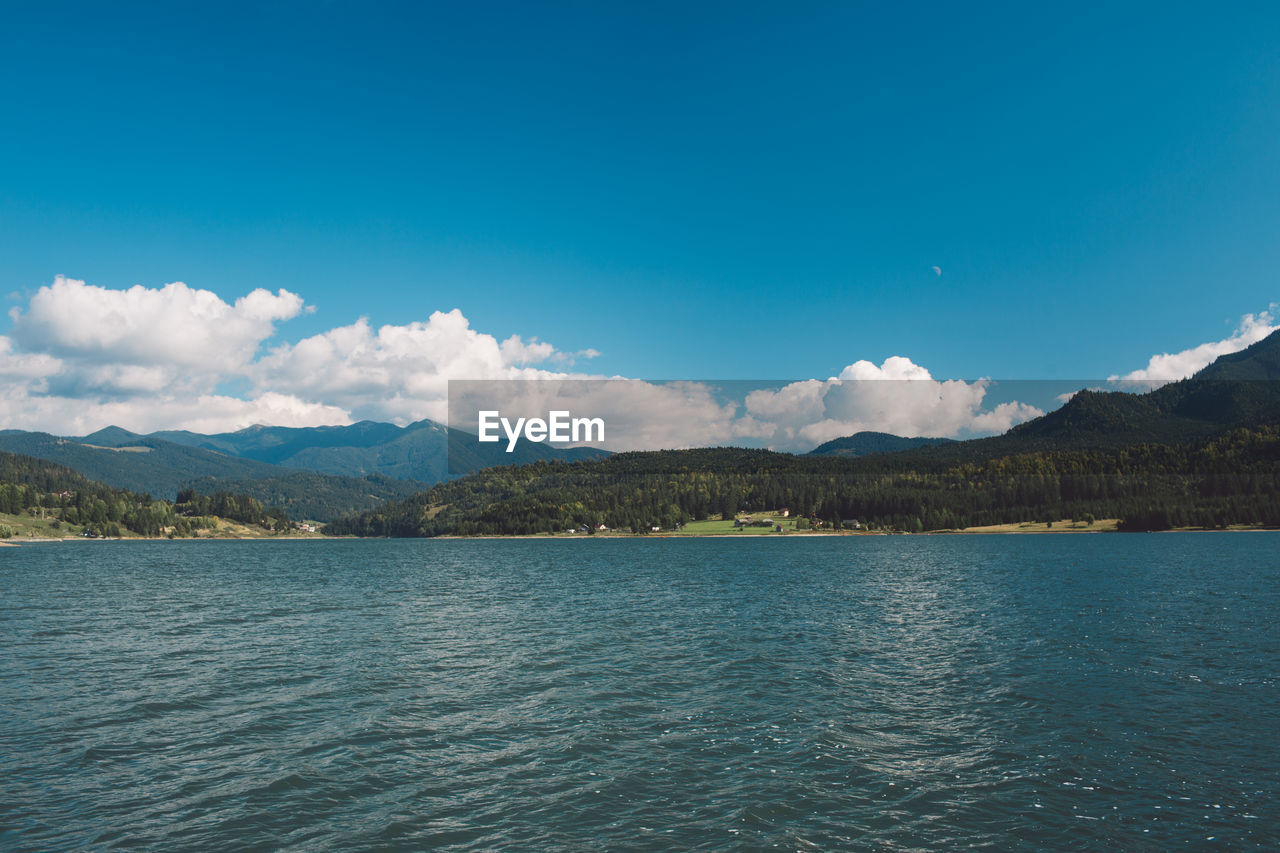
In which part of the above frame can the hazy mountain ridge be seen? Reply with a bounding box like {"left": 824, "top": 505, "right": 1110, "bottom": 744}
{"left": 151, "top": 420, "right": 420, "bottom": 467}
{"left": 147, "top": 418, "right": 609, "bottom": 480}
{"left": 808, "top": 432, "right": 954, "bottom": 457}
{"left": 0, "top": 429, "right": 427, "bottom": 521}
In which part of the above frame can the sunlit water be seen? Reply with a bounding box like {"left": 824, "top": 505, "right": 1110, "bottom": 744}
{"left": 2, "top": 535, "right": 1278, "bottom": 850}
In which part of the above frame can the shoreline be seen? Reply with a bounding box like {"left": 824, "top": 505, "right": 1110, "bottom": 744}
{"left": 5, "top": 527, "right": 1277, "bottom": 545}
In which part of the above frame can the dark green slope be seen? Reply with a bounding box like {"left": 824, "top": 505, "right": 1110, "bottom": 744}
{"left": 0, "top": 430, "right": 284, "bottom": 495}
{"left": 271, "top": 420, "right": 453, "bottom": 479}
{"left": 180, "top": 472, "right": 423, "bottom": 523}
{"left": 0, "top": 448, "right": 110, "bottom": 494}
{"left": 761, "top": 332, "right": 1280, "bottom": 467}
{"left": 1193, "top": 329, "right": 1280, "bottom": 381}
{"left": 80, "top": 425, "right": 149, "bottom": 447}
{"left": 1004, "top": 382, "right": 1280, "bottom": 451}
{"left": 329, "top": 424, "right": 1280, "bottom": 537}
{"left": 897, "top": 331, "right": 1280, "bottom": 459}
{"left": 0, "top": 449, "right": 296, "bottom": 537}
{"left": 808, "top": 431, "right": 954, "bottom": 457}
{"left": 444, "top": 425, "right": 609, "bottom": 475}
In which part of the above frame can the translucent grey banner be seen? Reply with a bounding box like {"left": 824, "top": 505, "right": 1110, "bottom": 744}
{"left": 445, "top": 377, "right": 1262, "bottom": 475}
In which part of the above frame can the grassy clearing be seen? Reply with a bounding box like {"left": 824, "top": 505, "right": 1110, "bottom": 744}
{"left": 181, "top": 519, "right": 325, "bottom": 539}
{"left": 0, "top": 510, "right": 325, "bottom": 541}
{"left": 0, "top": 510, "right": 86, "bottom": 540}
{"left": 671, "top": 519, "right": 768, "bottom": 535}
{"left": 671, "top": 515, "right": 808, "bottom": 535}
{"left": 950, "top": 518, "right": 1120, "bottom": 534}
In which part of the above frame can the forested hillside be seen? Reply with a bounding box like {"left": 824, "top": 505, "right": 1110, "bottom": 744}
{"left": 324, "top": 424, "right": 1280, "bottom": 536}
{"left": 116, "top": 418, "right": 607, "bottom": 481}
{"left": 327, "top": 343, "right": 1280, "bottom": 538}
{"left": 0, "top": 419, "right": 606, "bottom": 519}
{"left": 0, "top": 430, "right": 426, "bottom": 521}
{"left": 0, "top": 450, "right": 292, "bottom": 538}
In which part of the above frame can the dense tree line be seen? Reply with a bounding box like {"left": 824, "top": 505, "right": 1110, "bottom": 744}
{"left": 175, "top": 490, "right": 291, "bottom": 533}
{"left": 325, "top": 426, "right": 1280, "bottom": 536}
{"left": 178, "top": 473, "right": 426, "bottom": 523}
{"left": 0, "top": 429, "right": 427, "bottom": 523}
{"left": 0, "top": 450, "right": 291, "bottom": 537}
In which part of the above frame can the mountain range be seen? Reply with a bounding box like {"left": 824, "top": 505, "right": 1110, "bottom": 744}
{"left": 1002, "top": 335, "right": 1280, "bottom": 448}
{"left": 0, "top": 419, "right": 607, "bottom": 520}
{"left": 3, "top": 330, "right": 1278, "bottom": 526}
{"left": 327, "top": 330, "right": 1280, "bottom": 536}
{"left": 148, "top": 419, "right": 608, "bottom": 479}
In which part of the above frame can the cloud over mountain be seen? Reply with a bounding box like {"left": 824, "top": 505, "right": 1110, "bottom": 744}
{"left": 251, "top": 310, "right": 599, "bottom": 424}
{"left": 13, "top": 276, "right": 1261, "bottom": 449}
{"left": 740, "top": 357, "right": 1043, "bottom": 448}
{"left": 10, "top": 276, "right": 304, "bottom": 389}
{"left": 0, "top": 277, "right": 596, "bottom": 433}
{"left": 1115, "top": 308, "right": 1278, "bottom": 385}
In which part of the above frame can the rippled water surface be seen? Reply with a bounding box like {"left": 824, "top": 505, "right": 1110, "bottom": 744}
{"left": 2, "top": 535, "right": 1278, "bottom": 850}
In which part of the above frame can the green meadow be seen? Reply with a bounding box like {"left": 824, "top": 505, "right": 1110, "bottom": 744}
{"left": 667, "top": 515, "right": 801, "bottom": 535}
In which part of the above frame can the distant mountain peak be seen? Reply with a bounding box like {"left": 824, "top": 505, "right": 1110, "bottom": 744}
{"left": 79, "top": 425, "right": 144, "bottom": 446}
{"left": 808, "top": 431, "right": 953, "bottom": 457}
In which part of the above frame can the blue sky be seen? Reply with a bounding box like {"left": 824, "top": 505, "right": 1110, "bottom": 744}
{"left": 1, "top": 2, "right": 1278, "bottom": 437}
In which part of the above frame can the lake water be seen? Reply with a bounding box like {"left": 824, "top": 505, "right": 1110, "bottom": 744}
{"left": 2, "top": 535, "right": 1278, "bottom": 850}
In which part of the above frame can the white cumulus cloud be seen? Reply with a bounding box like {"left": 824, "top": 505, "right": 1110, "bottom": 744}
{"left": 1113, "top": 307, "right": 1278, "bottom": 386}
{"left": 741, "top": 357, "right": 1043, "bottom": 448}
{"left": 836, "top": 355, "right": 935, "bottom": 381}
{"left": 0, "top": 276, "right": 1048, "bottom": 447}
{"left": 11, "top": 276, "right": 303, "bottom": 368}
{"left": 252, "top": 309, "right": 594, "bottom": 424}
{"left": 0, "top": 336, "right": 62, "bottom": 384}
{"left": 0, "top": 277, "right": 332, "bottom": 433}
{"left": 8, "top": 276, "right": 306, "bottom": 398}
{"left": 0, "top": 384, "right": 350, "bottom": 436}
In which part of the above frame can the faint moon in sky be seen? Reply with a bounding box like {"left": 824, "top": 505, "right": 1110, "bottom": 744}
{"left": 931, "top": 266, "right": 942, "bottom": 276}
